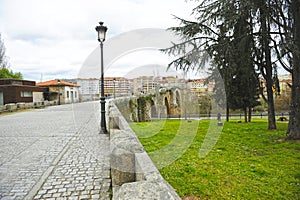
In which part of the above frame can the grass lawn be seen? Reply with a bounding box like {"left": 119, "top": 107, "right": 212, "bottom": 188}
{"left": 130, "top": 120, "right": 300, "bottom": 199}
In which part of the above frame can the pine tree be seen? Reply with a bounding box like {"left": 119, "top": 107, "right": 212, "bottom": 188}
{"left": 163, "top": 0, "right": 292, "bottom": 129}
{"left": 164, "top": 0, "right": 261, "bottom": 123}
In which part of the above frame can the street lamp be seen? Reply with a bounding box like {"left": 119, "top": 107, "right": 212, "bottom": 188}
{"left": 95, "top": 21, "right": 108, "bottom": 134}
{"left": 57, "top": 79, "right": 61, "bottom": 105}
{"left": 113, "top": 78, "right": 116, "bottom": 99}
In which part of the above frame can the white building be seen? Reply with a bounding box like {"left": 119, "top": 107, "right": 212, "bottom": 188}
{"left": 77, "top": 78, "right": 100, "bottom": 100}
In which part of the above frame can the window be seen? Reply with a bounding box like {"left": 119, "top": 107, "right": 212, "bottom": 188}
{"left": 21, "top": 91, "right": 32, "bottom": 97}
{"left": 67, "top": 91, "right": 69, "bottom": 98}
{"left": 12, "top": 81, "right": 22, "bottom": 85}
{"left": 75, "top": 91, "right": 77, "bottom": 98}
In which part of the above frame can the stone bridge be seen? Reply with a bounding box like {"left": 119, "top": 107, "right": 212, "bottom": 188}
{"left": 126, "top": 87, "right": 186, "bottom": 121}
{"left": 117, "top": 86, "right": 186, "bottom": 122}
{"left": 150, "top": 86, "right": 183, "bottom": 118}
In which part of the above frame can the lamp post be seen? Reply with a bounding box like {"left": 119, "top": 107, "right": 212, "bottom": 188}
{"left": 96, "top": 21, "right": 108, "bottom": 134}
{"left": 57, "top": 79, "right": 61, "bottom": 105}
{"left": 113, "top": 78, "right": 116, "bottom": 99}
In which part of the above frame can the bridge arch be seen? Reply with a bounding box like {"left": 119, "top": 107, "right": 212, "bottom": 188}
{"left": 175, "top": 89, "right": 181, "bottom": 108}
{"left": 164, "top": 97, "right": 170, "bottom": 117}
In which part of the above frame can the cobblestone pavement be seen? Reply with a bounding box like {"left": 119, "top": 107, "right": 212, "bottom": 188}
{"left": 0, "top": 102, "right": 111, "bottom": 200}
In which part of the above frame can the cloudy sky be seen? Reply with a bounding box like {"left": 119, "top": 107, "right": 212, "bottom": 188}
{"left": 0, "top": 0, "right": 201, "bottom": 82}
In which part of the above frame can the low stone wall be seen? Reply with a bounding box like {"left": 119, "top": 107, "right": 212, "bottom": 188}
{"left": 0, "top": 101, "right": 58, "bottom": 113}
{"left": 108, "top": 101, "right": 181, "bottom": 200}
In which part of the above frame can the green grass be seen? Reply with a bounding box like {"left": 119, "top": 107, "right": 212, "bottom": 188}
{"left": 130, "top": 120, "right": 300, "bottom": 199}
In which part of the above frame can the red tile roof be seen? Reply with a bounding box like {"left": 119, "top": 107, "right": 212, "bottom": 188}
{"left": 37, "top": 80, "right": 78, "bottom": 87}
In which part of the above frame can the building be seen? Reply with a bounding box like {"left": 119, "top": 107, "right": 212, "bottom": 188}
{"left": 77, "top": 78, "right": 100, "bottom": 101}
{"left": 187, "top": 79, "right": 207, "bottom": 97}
{"left": 187, "top": 78, "right": 215, "bottom": 97}
{"left": 278, "top": 74, "right": 292, "bottom": 96}
{"left": 132, "top": 76, "right": 157, "bottom": 94}
{"left": 104, "top": 77, "right": 133, "bottom": 97}
{"left": 37, "top": 80, "right": 80, "bottom": 104}
{"left": 260, "top": 74, "right": 292, "bottom": 97}
{"left": 0, "top": 79, "right": 48, "bottom": 105}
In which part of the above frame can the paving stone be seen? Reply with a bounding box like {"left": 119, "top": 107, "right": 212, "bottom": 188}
{"left": 58, "top": 188, "right": 67, "bottom": 193}
{"left": 0, "top": 102, "right": 111, "bottom": 200}
{"left": 52, "top": 192, "right": 62, "bottom": 198}
{"left": 80, "top": 194, "right": 90, "bottom": 198}
{"left": 48, "top": 189, "right": 58, "bottom": 194}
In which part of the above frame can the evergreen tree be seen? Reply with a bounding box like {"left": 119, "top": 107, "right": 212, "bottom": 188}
{"left": 229, "top": 4, "right": 260, "bottom": 122}
{"left": 164, "top": 0, "right": 261, "bottom": 122}
{"left": 163, "top": 0, "right": 288, "bottom": 129}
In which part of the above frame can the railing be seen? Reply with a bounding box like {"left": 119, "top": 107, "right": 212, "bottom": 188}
{"left": 153, "top": 112, "right": 290, "bottom": 120}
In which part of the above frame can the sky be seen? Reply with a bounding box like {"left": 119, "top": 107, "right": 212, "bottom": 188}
{"left": 0, "top": 0, "right": 201, "bottom": 82}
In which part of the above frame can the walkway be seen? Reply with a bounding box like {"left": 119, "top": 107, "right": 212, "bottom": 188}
{"left": 0, "top": 102, "right": 111, "bottom": 200}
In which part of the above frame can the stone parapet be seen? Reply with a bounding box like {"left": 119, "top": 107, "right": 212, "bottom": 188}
{"left": 108, "top": 100, "right": 180, "bottom": 200}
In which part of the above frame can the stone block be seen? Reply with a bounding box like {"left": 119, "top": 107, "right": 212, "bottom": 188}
{"left": 25, "top": 102, "right": 34, "bottom": 109}
{"left": 34, "top": 102, "right": 44, "bottom": 108}
{"left": 110, "top": 129, "right": 144, "bottom": 186}
{"left": 135, "top": 152, "right": 162, "bottom": 182}
{"left": 17, "top": 102, "right": 26, "bottom": 109}
{"left": 111, "top": 147, "right": 135, "bottom": 186}
{"left": 6, "top": 103, "right": 17, "bottom": 112}
{"left": 109, "top": 116, "right": 120, "bottom": 129}
{"left": 113, "top": 181, "right": 181, "bottom": 200}
{"left": 0, "top": 105, "right": 6, "bottom": 111}
{"left": 50, "top": 101, "right": 57, "bottom": 106}
{"left": 110, "top": 130, "right": 144, "bottom": 154}
{"left": 44, "top": 101, "right": 50, "bottom": 106}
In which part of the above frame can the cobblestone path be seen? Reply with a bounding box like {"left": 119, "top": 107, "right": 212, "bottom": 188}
{"left": 0, "top": 102, "right": 111, "bottom": 200}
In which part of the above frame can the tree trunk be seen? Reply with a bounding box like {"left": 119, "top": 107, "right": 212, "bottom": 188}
{"left": 260, "top": 3, "right": 277, "bottom": 130}
{"left": 287, "top": 0, "right": 300, "bottom": 140}
{"left": 244, "top": 107, "right": 248, "bottom": 123}
{"left": 226, "top": 103, "right": 230, "bottom": 122}
{"left": 248, "top": 107, "right": 252, "bottom": 122}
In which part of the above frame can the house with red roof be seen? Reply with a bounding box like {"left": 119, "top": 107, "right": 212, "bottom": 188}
{"left": 37, "top": 79, "right": 80, "bottom": 104}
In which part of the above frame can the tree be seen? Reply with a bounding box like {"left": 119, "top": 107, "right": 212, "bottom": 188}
{"left": 0, "top": 67, "right": 23, "bottom": 79}
{"left": 264, "top": 0, "right": 300, "bottom": 139}
{"left": 286, "top": 0, "right": 300, "bottom": 140}
{"left": 229, "top": 6, "right": 260, "bottom": 122}
{"left": 252, "top": 0, "right": 277, "bottom": 129}
{"left": 0, "top": 33, "right": 23, "bottom": 79}
{"left": 164, "top": 0, "right": 262, "bottom": 123}
{"left": 0, "top": 33, "right": 9, "bottom": 69}
{"left": 163, "top": 0, "right": 292, "bottom": 129}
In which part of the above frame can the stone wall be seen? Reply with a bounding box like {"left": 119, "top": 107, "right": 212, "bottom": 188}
{"left": 0, "top": 100, "right": 58, "bottom": 113}
{"left": 108, "top": 101, "right": 181, "bottom": 200}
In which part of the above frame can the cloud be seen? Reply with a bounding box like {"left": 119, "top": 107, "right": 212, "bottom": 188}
{"left": 0, "top": 0, "right": 198, "bottom": 81}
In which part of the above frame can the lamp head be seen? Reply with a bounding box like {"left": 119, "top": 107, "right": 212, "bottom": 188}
{"left": 95, "top": 22, "right": 108, "bottom": 42}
